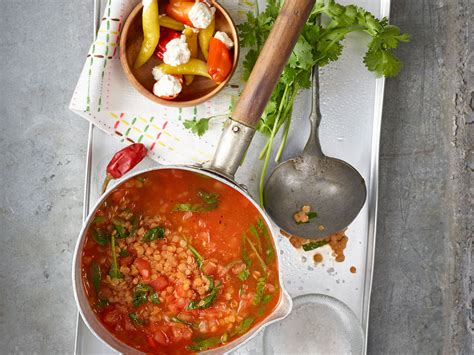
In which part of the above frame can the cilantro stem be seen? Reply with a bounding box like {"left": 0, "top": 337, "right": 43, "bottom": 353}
{"left": 275, "top": 114, "right": 291, "bottom": 163}
{"left": 243, "top": 233, "right": 267, "bottom": 275}
{"left": 258, "top": 140, "right": 270, "bottom": 161}
{"left": 274, "top": 85, "right": 299, "bottom": 162}
{"left": 259, "top": 84, "right": 290, "bottom": 206}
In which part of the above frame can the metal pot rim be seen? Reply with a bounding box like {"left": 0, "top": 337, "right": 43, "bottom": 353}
{"left": 72, "top": 165, "right": 293, "bottom": 354}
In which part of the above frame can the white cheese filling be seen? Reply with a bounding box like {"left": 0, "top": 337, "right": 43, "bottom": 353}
{"left": 152, "top": 67, "right": 165, "bottom": 81}
{"left": 214, "top": 31, "right": 234, "bottom": 49}
{"left": 163, "top": 35, "right": 191, "bottom": 66}
{"left": 142, "top": 0, "right": 152, "bottom": 10}
{"left": 153, "top": 74, "right": 182, "bottom": 98}
{"left": 188, "top": 2, "right": 215, "bottom": 29}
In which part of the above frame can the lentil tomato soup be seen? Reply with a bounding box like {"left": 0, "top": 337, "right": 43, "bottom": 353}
{"left": 81, "top": 169, "right": 280, "bottom": 353}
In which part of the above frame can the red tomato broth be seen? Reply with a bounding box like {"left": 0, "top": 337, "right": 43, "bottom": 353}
{"left": 81, "top": 169, "right": 280, "bottom": 354}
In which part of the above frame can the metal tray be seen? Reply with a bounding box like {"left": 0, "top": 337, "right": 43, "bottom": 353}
{"left": 74, "top": 0, "right": 390, "bottom": 353}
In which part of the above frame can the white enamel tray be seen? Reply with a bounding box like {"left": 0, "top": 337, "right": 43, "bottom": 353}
{"left": 74, "top": 0, "right": 389, "bottom": 353}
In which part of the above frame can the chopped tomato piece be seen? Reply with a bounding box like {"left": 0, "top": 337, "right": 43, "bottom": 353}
{"left": 146, "top": 335, "right": 158, "bottom": 349}
{"left": 119, "top": 255, "right": 134, "bottom": 267}
{"left": 170, "top": 323, "right": 193, "bottom": 341}
{"left": 154, "top": 329, "right": 170, "bottom": 346}
{"left": 135, "top": 258, "right": 151, "bottom": 280}
{"left": 175, "top": 297, "right": 189, "bottom": 310}
{"left": 202, "top": 260, "right": 217, "bottom": 275}
{"left": 124, "top": 317, "right": 137, "bottom": 332}
{"left": 111, "top": 189, "right": 126, "bottom": 204}
{"left": 102, "top": 309, "right": 121, "bottom": 325}
{"left": 150, "top": 276, "right": 169, "bottom": 291}
{"left": 82, "top": 256, "right": 92, "bottom": 267}
{"left": 175, "top": 282, "right": 186, "bottom": 298}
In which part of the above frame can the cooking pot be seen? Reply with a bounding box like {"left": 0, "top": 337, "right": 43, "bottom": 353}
{"left": 72, "top": 0, "right": 316, "bottom": 353}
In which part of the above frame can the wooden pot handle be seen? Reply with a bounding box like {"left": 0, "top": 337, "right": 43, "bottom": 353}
{"left": 232, "top": 0, "right": 315, "bottom": 128}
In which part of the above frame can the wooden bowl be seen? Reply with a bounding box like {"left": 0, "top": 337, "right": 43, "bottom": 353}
{"left": 120, "top": 1, "right": 239, "bottom": 108}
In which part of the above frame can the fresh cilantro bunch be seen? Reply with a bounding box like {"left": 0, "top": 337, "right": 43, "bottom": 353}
{"left": 238, "top": 0, "right": 410, "bottom": 203}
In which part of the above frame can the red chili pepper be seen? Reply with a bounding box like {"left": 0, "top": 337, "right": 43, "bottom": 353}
{"left": 207, "top": 37, "right": 232, "bottom": 83}
{"left": 155, "top": 27, "right": 182, "bottom": 60}
{"left": 101, "top": 143, "right": 147, "bottom": 194}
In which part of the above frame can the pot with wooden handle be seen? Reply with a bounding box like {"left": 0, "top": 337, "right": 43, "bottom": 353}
{"left": 72, "top": 1, "right": 316, "bottom": 353}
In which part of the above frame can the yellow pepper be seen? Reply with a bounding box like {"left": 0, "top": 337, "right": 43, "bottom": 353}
{"left": 156, "top": 59, "right": 211, "bottom": 78}
{"left": 159, "top": 15, "right": 185, "bottom": 31}
{"left": 198, "top": 18, "right": 215, "bottom": 60}
{"left": 183, "top": 27, "right": 199, "bottom": 85}
{"left": 134, "top": 0, "right": 160, "bottom": 69}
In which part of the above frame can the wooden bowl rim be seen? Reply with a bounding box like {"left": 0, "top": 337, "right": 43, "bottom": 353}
{"left": 119, "top": 1, "right": 240, "bottom": 108}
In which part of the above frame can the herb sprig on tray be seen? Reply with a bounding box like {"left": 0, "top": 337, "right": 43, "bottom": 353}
{"left": 184, "top": 0, "right": 410, "bottom": 204}
{"left": 239, "top": 0, "right": 410, "bottom": 203}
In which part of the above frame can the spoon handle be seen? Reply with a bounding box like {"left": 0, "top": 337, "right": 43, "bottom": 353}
{"left": 231, "top": 0, "right": 316, "bottom": 128}
{"left": 303, "top": 67, "right": 324, "bottom": 157}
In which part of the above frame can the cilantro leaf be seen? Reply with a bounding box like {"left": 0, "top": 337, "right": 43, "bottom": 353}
{"left": 183, "top": 117, "right": 211, "bottom": 137}
{"left": 364, "top": 49, "right": 403, "bottom": 77}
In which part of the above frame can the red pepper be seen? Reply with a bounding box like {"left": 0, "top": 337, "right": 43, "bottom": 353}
{"left": 155, "top": 27, "right": 182, "bottom": 60}
{"left": 164, "top": 1, "right": 196, "bottom": 27}
{"left": 207, "top": 37, "right": 232, "bottom": 83}
{"left": 101, "top": 143, "right": 147, "bottom": 194}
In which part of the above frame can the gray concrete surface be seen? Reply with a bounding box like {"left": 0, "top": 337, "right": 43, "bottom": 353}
{"left": 368, "top": 1, "right": 473, "bottom": 354}
{"left": 0, "top": 0, "right": 472, "bottom": 354}
{"left": 0, "top": 1, "right": 92, "bottom": 353}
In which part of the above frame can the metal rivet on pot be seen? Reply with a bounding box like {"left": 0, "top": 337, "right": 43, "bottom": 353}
{"left": 232, "top": 125, "right": 240, "bottom": 133}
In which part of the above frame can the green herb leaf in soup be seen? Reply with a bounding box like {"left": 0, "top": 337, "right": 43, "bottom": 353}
{"left": 253, "top": 277, "right": 266, "bottom": 305}
{"left": 237, "top": 268, "right": 250, "bottom": 281}
{"left": 93, "top": 215, "right": 106, "bottom": 224}
{"left": 187, "top": 282, "right": 221, "bottom": 310}
{"left": 96, "top": 297, "right": 109, "bottom": 308}
{"left": 187, "top": 244, "right": 204, "bottom": 269}
{"left": 230, "top": 317, "right": 255, "bottom": 337}
{"left": 170, "top": 316, "right": 195, "bottom": 328}
{"left": 90, "top": 263, "right": 102, "bottom": 294}
{"left": 142, "top": 226, "right": 165, "bottom": 242}
{"left": 118, "top": 248, "right": 129, "bottom": 257}
{"left": 173, "top": 190, "right": 219, "bottom": 212}
{"left": 132, "top": 291, "right": 148, "bottom": 308}
{"left": 132, "top": 283, "right": 160, "bottom": 307}
{"left": 128, "top": 313, "right": 146, "bottom": 325}
{"left": 149, "top": 292, "right": 161, "bottom": 304}
{"left": 188, "top": 336, "right": 223, "bottom": 352}
{"left": 92, "top": 229, "right": 109, "bottom": 246}
{"left": 112, "top": 219, "right": 129, "bottom": 238}
{"left": 108, "top": 235, "right": 123, "bottom": 279}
